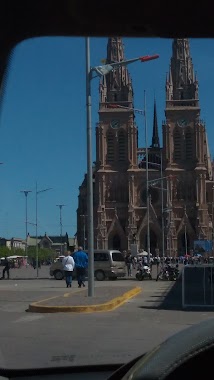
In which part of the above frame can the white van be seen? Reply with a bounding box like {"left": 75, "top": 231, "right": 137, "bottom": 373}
{"left": 49, "top": 249, "right": 126, "bottom": 281}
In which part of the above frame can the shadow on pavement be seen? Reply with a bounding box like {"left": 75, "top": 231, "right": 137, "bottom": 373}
{"left": 139, "top": 277, "right": 184, "bottom": 311}
{"left": 139, "top": 276, "right": 214, "bottom": 312}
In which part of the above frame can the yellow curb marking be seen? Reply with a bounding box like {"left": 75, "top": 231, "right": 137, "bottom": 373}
{"left": 28, "top": 287, "right": 142, "bottom": 314}
{"left": 63, "top": 289, "right": 84, "bottom": 298}
{"left": 32, "top": 295, "right": 60, "bottom": 303}
{"left": 28, "top": 288, "right": 85, "bottom": 306}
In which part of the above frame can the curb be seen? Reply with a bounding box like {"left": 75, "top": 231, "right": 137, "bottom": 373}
{"left": 28, "top": 286, "right": 142, "bottom": 313}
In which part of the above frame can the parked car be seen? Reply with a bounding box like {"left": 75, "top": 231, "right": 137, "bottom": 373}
{"left": 50, "top": 250, "right": 126, "bottom": 281}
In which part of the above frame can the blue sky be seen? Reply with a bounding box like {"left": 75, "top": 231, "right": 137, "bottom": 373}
{"left": 0, "top": 37, "right": 213, "bottom": 239}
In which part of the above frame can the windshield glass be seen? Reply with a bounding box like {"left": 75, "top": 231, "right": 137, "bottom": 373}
{"left": 0, "top": 36, "right": 214, "bottom": 370}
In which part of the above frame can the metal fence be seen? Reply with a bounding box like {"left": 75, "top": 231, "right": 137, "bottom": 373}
{"left": 182, "top": 265, "right": 214, "bottom": 308}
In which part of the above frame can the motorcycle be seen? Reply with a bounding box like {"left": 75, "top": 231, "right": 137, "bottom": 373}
{"left": 169, "top": 265, "right": 179, "bottom": 281}
{"left": 156, "top": 264, "right": 179, "bottom": 281}
{"left": 136, "top": 265, "right": 152, "bottom": 281}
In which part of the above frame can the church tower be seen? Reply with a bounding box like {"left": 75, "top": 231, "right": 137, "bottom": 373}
{"left": 78, "top": 38, "right": 162, "bottom": 253}
{"left": 94, "top": 37, "right": 138, "bottom": 250}
{"left": 97, "top": 37, "right": 137, "bottom": 171}
{"left": 163, "top": 38, "right": 213, "bottom": 254}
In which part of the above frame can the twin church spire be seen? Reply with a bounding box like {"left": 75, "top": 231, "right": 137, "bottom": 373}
{"left": 99, "top": 37, "right": 133, "bottom": 107}
{"left": 166, "top": 38, "right": 199, "bottom": 104}
{"left": 100, "top": 37, "right": 196, "bottom": 147}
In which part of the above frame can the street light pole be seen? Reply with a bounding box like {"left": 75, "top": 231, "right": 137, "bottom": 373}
{"left": 86, "top": 37, "right": 94, "bottom": 297}
{"left": 20, "top": 190, "right": 32, "bottom": 258}
{"left": 167, "top": 176, "right": 175, "bottom": 261}
{"left": 212, "top": 186, "right": 214, "bottom": 256}
{"left": 83, "top": 217, "right": 86, "bottom": 250}
{"left": 166, "top": 177, "right": 171, "bottom": 258}
{"left": 143, "top": 158, "right": 165, "bottom": 263}
{"left": 80, "top": 215, "right": 87, "bottom": 250}
{"left": 36, "top": 182, "right": 38, "bottom": 277}
{"left": 184, "top": 205, "right": 188, "bottom": 256}
{"left": 35, "top": 182, "right": 52, "bottom": 278}
{"left": 144, "top": 90, "right": 150, "bottom": 263}
{"left": 149, "top": 171, "right": 174, "bottom": 265}
{"left": 56, "top": 204, "right": 65, "bottom": 255}
{"left": 160, "top": 152, "right": 165, "bottom": 263}
{"left": 85, "top": 38, "right": 159, "bottom": 296}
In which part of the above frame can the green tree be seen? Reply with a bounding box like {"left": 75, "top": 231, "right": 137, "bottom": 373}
{"left": 27, "top": 247, "right": 36, "bottom": 259}
{"left": 38, "top": 248, "right": 54, "bottom": 261}
{"left": 27, "top": 246, "right": 54, "bottom": 261}
{"left": 0, "top": 246, "right": 11, "bottom": 258}
{"left": 11, "top": 248, "right": 25, "bottom": 256}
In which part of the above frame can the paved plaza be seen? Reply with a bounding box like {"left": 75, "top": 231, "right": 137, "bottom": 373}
{"left": 0, "top": 265, "right": 214, "bottom": 370}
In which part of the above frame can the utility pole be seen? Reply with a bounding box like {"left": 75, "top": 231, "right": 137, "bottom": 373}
{"left": 160, "top": 151, "right": 165, "bottom": 263}
{"left": 184, "top": 205, "right": 188, "bottom": 256}
{"left": 56, "top": 204, "right": 66, "bottom": 255}
{"left": 212, "top": 186, "right": 214, "bottom": 256}
{"left": 167, "top": 175, "right": 175, "bottom": 261}
{"left": 144, "top": 90, "right": 150, "bottom": 262}
{"left": 80, "top": 215, "right": 87, "bottom": 250}
{"left": 166, "top": 177, "right": 171, "bottom": 259}
{"left": 20, "top": 190, "right": 32, "bottom": 258}
{"left": 86, "top": 37, "right": 94, "bottom": 296}
{"left": 36, "top": 183, "right": 52, "bottom": 278}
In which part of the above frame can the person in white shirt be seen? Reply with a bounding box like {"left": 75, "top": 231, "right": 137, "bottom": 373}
{"left": 62, "top": 251, "right": 75, "bottom": 288}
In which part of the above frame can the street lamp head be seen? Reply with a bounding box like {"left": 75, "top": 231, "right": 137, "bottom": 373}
{"left": 37, "top": 187, "right": 52, "bottom": 194}
{"left": 20, "top": 190, "right": 32, "bottom": 196}
{"left": 91, "top": 54, "right": 159, "bottom": 78}
{"left": 92, "top": 64, "right": 114, "bottom": 77}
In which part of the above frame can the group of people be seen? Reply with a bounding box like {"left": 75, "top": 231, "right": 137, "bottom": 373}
{"left": 62, "top": 246, "right": 88, "bottom": 288}
{"left": 124, "top": 251, "right": 148, "bottom": 276}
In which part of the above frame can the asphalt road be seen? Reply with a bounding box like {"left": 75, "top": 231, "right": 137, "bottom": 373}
{"left": 1, "top": 267, "right": 214, "bottom": 370}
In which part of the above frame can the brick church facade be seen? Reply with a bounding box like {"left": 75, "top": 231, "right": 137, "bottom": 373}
{"left": 77, "top": 38, "right": 214, "bottom": 256}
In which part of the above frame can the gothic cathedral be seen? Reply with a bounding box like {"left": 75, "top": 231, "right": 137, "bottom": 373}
{"left": 77, "top": 38, "right": 214, "bottom": 256}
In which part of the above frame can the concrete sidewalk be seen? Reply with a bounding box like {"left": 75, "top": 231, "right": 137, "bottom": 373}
{"left": 28, "top": 285, "right": 142, "bottom": 313}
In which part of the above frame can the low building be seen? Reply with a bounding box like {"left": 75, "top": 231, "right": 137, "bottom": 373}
{"left": 27, "top": 233, "right": 77, "bottom": 255}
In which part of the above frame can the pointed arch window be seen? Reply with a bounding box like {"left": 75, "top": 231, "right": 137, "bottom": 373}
{"left": 106, "top": 131, "right": 114, "bottom": 163}
{"left": 185, "top": 129, "right": 193, "bottom": 160}
{"left": 118, "top": 130, "right": 126, "bottom": 161}
{"left": 173, "top": 128, "right": 182, "bottom": 161}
